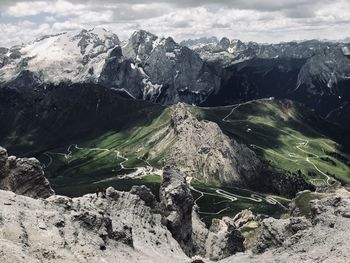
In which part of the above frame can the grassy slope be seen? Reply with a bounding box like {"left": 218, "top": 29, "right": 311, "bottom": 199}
{"left": 42, "top": 99, "right": 350, "bottom": 192}
{"left": 40, "top": 107, "right": 172, "bottom": 186}
{"left": 38, "top": 98, "right": 350, "bottom": 221}
{"left": 191, "top": 179, "right": 290, "bottom": 224}
{"left": 190, "top": 99, "right": 350, "bottom": 185}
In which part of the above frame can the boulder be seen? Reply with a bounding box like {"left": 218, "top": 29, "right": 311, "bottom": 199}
{"left": 130, "top": 185, "right": 156, "bottom": 207}
{"left": 0, "top": 146, "right": 54, "bottom": 198}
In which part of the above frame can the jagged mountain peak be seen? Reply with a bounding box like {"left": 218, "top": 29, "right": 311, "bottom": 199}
{"left": 146, "top": 103, "right": 262, "bottom": 185}
{"left": 122, "top": 30, "right": 158, "bottom": 61}
{"left": 130, "top": 29, "right": 158, "bottom": 41}
{"left": 219, "top": 37, "right": 230, "bottom": 46}
{"left": 180, "top": 36, "right": 219, "bottom": 48}
{"left": 343, "top": 37, "right": 350, "bottom": 43}
{"left": 73, "top": 27, "right": 119, "bottom": 42}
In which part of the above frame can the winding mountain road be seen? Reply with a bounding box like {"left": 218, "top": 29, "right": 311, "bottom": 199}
{"left": 187, "top": 177, "right": 287, "bottom": 215}
{"left": 43, "top": 144, "right": 161, "bottom": 179}
{"left": 221, "top": 100, "right": 334, "bottom": 186}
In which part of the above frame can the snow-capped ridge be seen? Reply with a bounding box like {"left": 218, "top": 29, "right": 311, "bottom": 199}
{"left": 0, "top": 28, "right": 120, "bottom": 84}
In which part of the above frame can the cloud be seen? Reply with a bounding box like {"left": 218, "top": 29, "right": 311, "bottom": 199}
{"left": 45, "top": 16, "right": 57, "bottom": 22}
{"left": 0, "top": 0, "right": 349, "bottom": 47}
{"left": 4, "top": 1, "right": 48, "bottom": 17}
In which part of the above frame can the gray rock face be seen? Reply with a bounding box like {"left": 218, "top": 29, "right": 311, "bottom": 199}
{"left": 160, "top": 167, "right": 194, "bottom": 255}
{"left": 123, "top": 30, "right": 158, "bottom": 62}
{"left": 149, "top": 104, "right": 262, "bottom": 186}
{"left": 208, "top": 218, "right": 245, "bottom": 259}
{"left": 130, "top": 185, "right": 156, "bottom": 208}
{"left": 296, "top": 46, "right": 350, "bottom": 95}
{"left": 116, "top": 30, "right": 221, "bottom": 104}
{"left": 0, "top": 146, "right": 54, "bottom": 198}
{"left": 219, "top": 189, "right": 350, "bottom": 263}
{"left": 192, "top": 211, "right": 245, "bottom": 261}
{"left": 98, "top": 46, "right": 145, "bottom": 98}
{"left": 232, "top": 209, "right": 258, "bottom": 229}
{"left": 0, "top": 161, "right": 246, "bottom": 262}
{"left": 158, "top": 168, "right": 246, "bottom": 260}
{"left": 231, "top": 209, "right": 260, "bottom": 250}
{"left": 253, "top": 217, "right": 292, "bottom": 253}
{"left": 0, "top": 187, "right": 188, "bottom": 263}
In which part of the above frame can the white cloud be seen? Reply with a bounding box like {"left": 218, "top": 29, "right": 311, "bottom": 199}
{"left": 51, "top": 21, "right": 82, "bottom": 31}
{"left": 45, "top": 16, "right": 57, "bottom": 22}
{"left": 0, "top": 0, "right": 349, "bottom": 47}
{"left": 3, "top": 0, "right": 87, "bottom": 18}
{"left": 0, "top": 20, "right": 53, "bottom": 46}
{"left": 4, "top": 1, "right": 47, "bottom": 17}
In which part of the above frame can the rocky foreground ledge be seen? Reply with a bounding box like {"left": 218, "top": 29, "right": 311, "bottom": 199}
{"left": 221, "top": 188, "right": 350, "bottom": 263}
{"left": 1, "top": 180, "right": 350, "bottom": 263}
{"left": 0, "top": 167, "right": 244, "bottom": 263}
{"left": 0, "top": 146, "right": 54, "bottom": 198}
{"left": 1, "top": 146, "right": 350, "bottom": 262}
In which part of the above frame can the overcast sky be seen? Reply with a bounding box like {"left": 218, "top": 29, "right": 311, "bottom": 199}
{"left": 0, "top": 0, "right": 349, "bottom": 47}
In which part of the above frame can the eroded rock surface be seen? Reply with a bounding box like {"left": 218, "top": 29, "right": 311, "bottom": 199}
{"left": 149, "top": 104, "right": 262, "bottom": 186}
{"left": 0, "top": 146, "right": 54, "bottom": 198}
{"left": 159, "top": 167, "right": 194, "bottom": 255}
{"left": 0, "top": 187, "right": 188, "bottom": 263}
{"left": 220, "top": 189, "right": 350, "bottom": 263}
{"left": 192, "top": 211, "right": 245, "bottom": 261}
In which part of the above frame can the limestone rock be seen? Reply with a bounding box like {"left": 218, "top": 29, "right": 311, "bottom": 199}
{"left": 0, "top": 146, "right": 54, "bottom": 198}
{"left": 149, "top": 104, "right": 262, "bottom": 186}
{"left": 232, "top": 209, "right": 257, "bottom": 229}
{"left": 219, "top": 189, "right": 350, "bottom": 263}
{"left": 0, "top": 188, "right": 188, "bottom": 263}
{"left": 192, "top": 209, "right": 245, "bottom": 260}
{"left": 130, "top": 185, "right": 156, "bottom": 208}
{"left": 205, "top": 218, "right": 245, "bottom": 260}
{"left": 160, "top": 167, "right": 194, "bottom": 255}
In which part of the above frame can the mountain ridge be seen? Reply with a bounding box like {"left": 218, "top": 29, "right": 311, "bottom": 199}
{"left": 1, "top": 28, "right": 350, "bottom": 130}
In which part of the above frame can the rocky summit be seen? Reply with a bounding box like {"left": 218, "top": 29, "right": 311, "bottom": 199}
{"left": 0, "top": 148, "right": 350, "bottom": 262}
{"left": 148, "top": 104, "right": 262, "bottom": 186}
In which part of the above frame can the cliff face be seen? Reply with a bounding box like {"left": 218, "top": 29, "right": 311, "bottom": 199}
{"left": 0, "top": 163, "right": 246, "bottom": 263}
{"left": 148, "top": 104, "right": 262, "bottom": 186}
{"left": 0, "top": 146, "right": 54, "bottom": 198}
{"left": 220, "top": 188, "right": 350, "bottom": 263}
{"left": 159, "top": 167, "right": 194, "bottom": 255}
{"left": 158, "top": 167, "right": 246, "bottom": 260}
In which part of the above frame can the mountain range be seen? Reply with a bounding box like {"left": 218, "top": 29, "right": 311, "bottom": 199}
{"left": 1, "top": 28, "right": 350, "bottom": 262}
{"left": 1, "top": 28, "right": 350, "bottom": 130}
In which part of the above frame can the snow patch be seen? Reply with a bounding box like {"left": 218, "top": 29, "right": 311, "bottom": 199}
{"left": 142, "top": 78, "right": 162, "bottom": 100}
{"left": 166, "top": 52, "right": 176, "bottom": 58}
{"left": 227, "top": 47, "right": 236, "bottom": 54}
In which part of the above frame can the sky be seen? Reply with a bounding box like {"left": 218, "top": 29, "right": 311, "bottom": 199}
{"left": 0, "top": 0, "right": 350, "bottom": 47}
